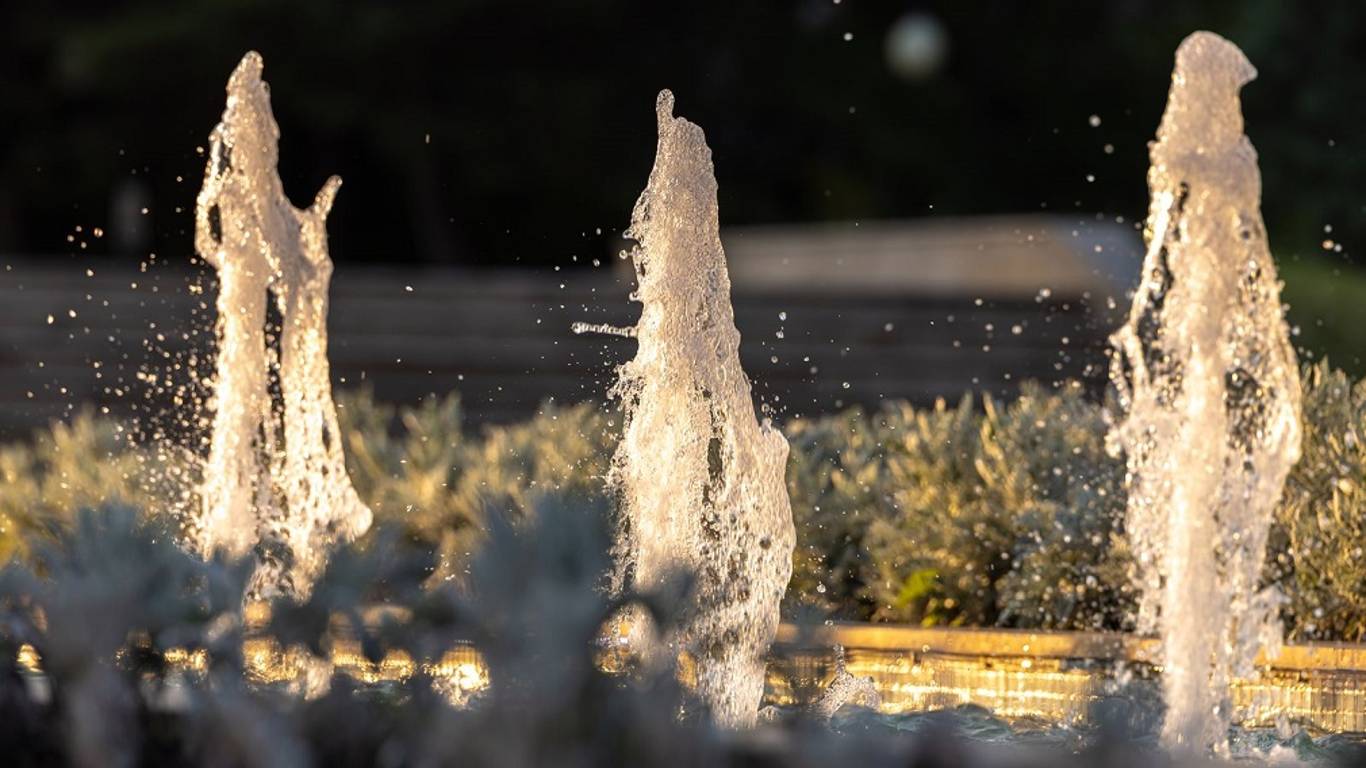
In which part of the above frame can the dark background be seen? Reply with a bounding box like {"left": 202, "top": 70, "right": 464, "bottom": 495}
{"left": 2, "top": 0, "right": 1364, "bottom": 271}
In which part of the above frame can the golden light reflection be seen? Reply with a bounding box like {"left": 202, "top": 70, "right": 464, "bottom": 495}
{"left": 14, "top": 624, "right": 1366, "bottom": 731}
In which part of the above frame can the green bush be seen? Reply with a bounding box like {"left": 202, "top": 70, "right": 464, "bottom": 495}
{"left": 5, "top": 364, "right": 1366, "bottom": 640}
{"left": 862, "top": 395, "right": 993, "bottom": 626}
{"left": 338, "top": 389, "right": 475, "bottom": 581}
{"left": 1275, "top": 362, "right": 1366, "bottom": 640}
{"left": 986, "top": 384, "right": 1130, "bottom": 631}
{"left": 857, "top": 384, "right": 1128, "bottom": 630}
{"left": 783, "top": 406, "right": 889, "bottom": 618}
{"left": 338, "top": 391, "right": 615, "bottom": 581}
{"left": 0, "top": 410, "right": 159, "bottom": 562}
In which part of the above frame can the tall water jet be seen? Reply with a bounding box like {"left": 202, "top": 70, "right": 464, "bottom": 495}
{"left": 193, "top": 52, "right": 371, "bottom": 597}
{"left": 1108, "top": 32, "right": 1301, "bottom": 754}
{"left": 601, "top": 91, "right": 795, "bottom": 728}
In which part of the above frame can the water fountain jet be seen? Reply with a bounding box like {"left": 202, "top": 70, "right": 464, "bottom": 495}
{"left": 598, "top": 91, "right": 796, "bottom": 728}
{"left": 192, "top": 52, "right": 372, "bottom": 598}
{"left": 1108, "top": 31, "right": 1302, "bottom": 754}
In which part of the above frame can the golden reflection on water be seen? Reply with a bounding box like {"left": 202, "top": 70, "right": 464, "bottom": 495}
{"left": 15, "top": 626, "right": 1366, "bottom": 732}
{"left": 767, "top": 646, "right": 1366, "bottom": 733}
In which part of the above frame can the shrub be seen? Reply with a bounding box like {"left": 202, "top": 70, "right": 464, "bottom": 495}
{"left": 0, "top": 410, "right": 158, "bottom": 562}
{"left": 982, "top": 383, "right": 1130, "bottom": 631}
{"left": 783, "top": 407, "right": 890, "bottom": 618}
{"left": 338, "top": 389, "right": 475, "bottom": 580}
{"left": 4, "top": 365, "right": 1366, "bottom": 640}
{"left": 858, "top": 385, "right": 1128, "bottom": 630}
{"left": 338, "top": 391, "right": 615, "bottom": 581}
{"left": 450, "top": 400, "right": 615, "bottom": 530}
{"left": 1275, "top": 361, "right": 1366, "bottom": 640}
{"left": 0, "top": 504, "right": 1195, "bottom": 767}
{"left": 861, "top": 395, "right": 992, "bottom": 626}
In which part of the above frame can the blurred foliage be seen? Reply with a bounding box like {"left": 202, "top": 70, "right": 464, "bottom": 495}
{"left": 784, "top": 407, "right": 888, "bottom": 619}
{"left": 2, "top": 502, "right": 1217, "bottom": 765}
{"left": 4, "top": 1, "right": 1366, "bottom": 277}
{"left": 864, "top": 396, "right": 994, "bottom": 627}
{"left": 987, "top": 387, "right": 1131, "bottom": 631}
{"left": 0, "top": 410, "right": 156, "bottom": 563}
{"left": 337, "top": 390, "right": 615, "bottom": 582}
{"left": 5, "top": 366, "right": 1366, "bottom": 640}
{"left": 1276, "top": 362, "right": 1366, "bottom": 641}
{"left": 336, "top": 390, "right": 473, "bottom": 581}
{"left": 851, "top": 385, "right": 1129, "bottom": 631}
{"left": 0, "top": 502, "right": 713, "bottom": 766}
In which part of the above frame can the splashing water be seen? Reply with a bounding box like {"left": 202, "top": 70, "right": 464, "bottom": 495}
{"left": 192, "top": 52, "right": 372, "bottom": 597}
{"left": 809, "top": 645, "right": 880, "bottom": 720}
{"left": 1108, "top": 32, "right": 1302, "bottom": 755}
{"left": 570, "top": 320, "right": 636, "bottom": 338}
{"left": 599, "top": 91, "right": 796, "bottom": 728}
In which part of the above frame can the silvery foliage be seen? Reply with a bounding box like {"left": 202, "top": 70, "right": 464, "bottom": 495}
{"left": 0, "top": 501, "right": 1210, "bottom": 766}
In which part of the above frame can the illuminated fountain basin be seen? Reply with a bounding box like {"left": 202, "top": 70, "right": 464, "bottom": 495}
{"left": 767, "top": 624, "right": 1366, "bottom": 735}
{"left": 87, "top": 620, "right": 1361, "bottom": 740}
{"left": 16, "top": 617, "right": 1363, "bottom": 764}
